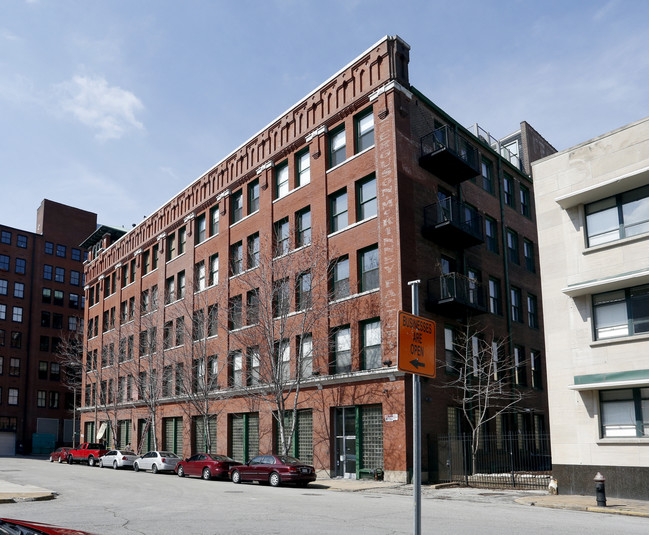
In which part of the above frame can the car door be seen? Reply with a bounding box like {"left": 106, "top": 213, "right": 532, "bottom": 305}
{"left": 246, "top": 456, "right": 264, "bottom": 481}
{"left": 259, "top": 456, "right": 275, "bottom": 481}
{"left": 187, "top": 454, "right": 203, "bottom": 476}
{"left": 141, "top": 452, "right": 155, "bottom": 470}
{"left": 105, "top": 450, "right": 116, "bottom": 465}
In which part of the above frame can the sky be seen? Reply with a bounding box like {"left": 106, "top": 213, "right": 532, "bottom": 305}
{"left": 2, "top": 0, "right": 648, "bottom": 233}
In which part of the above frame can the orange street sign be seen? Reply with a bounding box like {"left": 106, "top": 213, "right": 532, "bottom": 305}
{"left": 398, "top": 311, "right": 436, "bottom": 378}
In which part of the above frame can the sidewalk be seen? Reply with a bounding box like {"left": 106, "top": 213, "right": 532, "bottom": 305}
{"left": 0, "top": 480, "right": 57, "bottom": 503}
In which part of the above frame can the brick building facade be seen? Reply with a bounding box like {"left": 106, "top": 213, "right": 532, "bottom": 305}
{"left": 0, "top": 200, "right": 97, "bottom": 454}
{"left": 80, "top": 36, "right": 550, "bottom": 482}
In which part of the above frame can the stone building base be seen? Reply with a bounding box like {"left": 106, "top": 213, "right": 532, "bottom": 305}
{"left": 553, "top": 464, "right": 649, "bottom": 500}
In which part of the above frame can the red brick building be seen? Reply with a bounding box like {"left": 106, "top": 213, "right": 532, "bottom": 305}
{"left": 0, "top": 200, "right": 97, "bottom": 454}
{"left": 80, "top": 36, "right": 551, "bottom": 482}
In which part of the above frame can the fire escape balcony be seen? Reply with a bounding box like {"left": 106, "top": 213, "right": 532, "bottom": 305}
{"left": 423, "top": 197, "right": 484, "bottom": 248}
{"left": 426, "top": 273, "right": 487, "bottom": 317}
{"left": 419, "top": 125, "right": 480, "bottom": 185}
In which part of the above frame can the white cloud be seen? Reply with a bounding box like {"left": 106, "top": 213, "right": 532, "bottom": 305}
{"left": 56, "top": 75, "right": 144, "bottom": 140}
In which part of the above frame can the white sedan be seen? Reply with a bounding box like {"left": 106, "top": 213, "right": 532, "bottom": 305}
{"left": 99, "top": 450, "right": 138, "bottom": 470}
{"left": 133, "top": 451, "right": 181, "bottom": 474}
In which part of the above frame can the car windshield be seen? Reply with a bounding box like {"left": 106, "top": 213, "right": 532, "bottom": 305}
{"left": 160, "top": 452, "right": 179, "bottom": 458}
{"left": 278, "top": 456, "right": 301, "bottom": 465}
{"left": 87, "top": 443, "right": 104, "bottom": 449}
{"left": 121, "top": 451, "right": 136, "bottom": 455}
{"left": 208, "top": 454, "right": 235, "bottom": 462}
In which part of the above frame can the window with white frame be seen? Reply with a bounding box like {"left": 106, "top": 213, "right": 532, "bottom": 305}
{"left": 600, "top": 388, "right": 649, "bottom": 438}
{"left": 275, "top": 162, "right": 289, "bottom": 199}
{"left": 296, "top": 149, "right": 310, "bottom": 186}
{"left": 362, "top": 319, "right": 381, "bottom": 369}
{"left": 593, "top": 284, "right": 649, "bottom": 340}
{"left": 355, "top": 109, "right": 375, "bottom": 152}
{"left": 329, "top": 126, "right": 346, "bottom": 168}
{"left": 333, "top": 326, "right": 351, "bottom": 374}
{"left": 299, "top": 334, "right": 313, "bottom": 378}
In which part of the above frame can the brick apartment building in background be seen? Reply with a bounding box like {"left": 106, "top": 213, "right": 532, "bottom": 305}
{"left": 80, "top": 36, "right": 554, "bottom": 482}
{"left": 0, "top": 200, "right": 97, "bottom": 454}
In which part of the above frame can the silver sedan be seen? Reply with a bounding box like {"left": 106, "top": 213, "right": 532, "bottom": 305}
{"left": 99, "top": 450, "right": 138, "bottom": 470}
{"left": 133, "top": 451, "right": 181, "bottom": 474}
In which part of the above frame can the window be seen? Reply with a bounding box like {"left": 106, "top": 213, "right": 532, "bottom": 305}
{"left": 299, "top": 334, "right": 313, "bottom": 378}
{"left": 273, "top": 278, "right": 290, "bottom": 317}
{"left": 52, "top": 313, "right": 63, "bottom": 329}
{"left": 274, "top": 339, "right": 291, "bottom": 381}
{"left": 248, "top": 179, "right": 260, "bottom": 213}
{"left": 506, "top": 229, "right": 519, "bottom": 265}
{"left": 9, "top": 358, "right": 20, "bottom": 376}
{"left": 175, "top": 317, "right": 184, "bottom": 347}
{"left": 331, "top": 256, "right": 350, "bottom": 300}
{"left": 488, "top": 278, "right": 502, "bottom": 315}
{"left": 8, "top": 388, "right": 18, "bottom": 405}
{"left": 53, "top": 290, "right": 63, "bottom": 306}
{"left": 229, "top": 351, "right": 243, "bottom": 387}
{"left": 485, "top": 215, "right": 499, "bottom": 253}
{"left": 359, "top": 245, "right": 379, "bottom": 292}
{"left": 195, "top": 261, "right": 206, "bottom": 291}
{"left": 527, "top": 294, "right": 539, "bottom": 329}
{"left": 208, "top": 304, "right": 218, "bottom": 337}
{"left": 70, "top": 270, "right": 80, "bottom": 286}
{"left": 523, "top": 239, "right": 535, "bottom": 272}
{"left": 273, "top": 219, "right": 289, "bottom": 257}
{"left": 11, "top": 331, "right": 21, "bottom": 348}
{"left": 514, "top": 346, "right": 527, "bottom": 386}
{"left": 329, "top": 126, "right": 346, "bottom": 168}
{"left": 586, "top": 185, "right": 649, "bottom": 247}
{"left": 44, "top": 241, "right": 53, "bottom": 255}
{"left": 166, "top": 233, "right": 176, "bottom": 261}
{"left": 56, "top": 244, "right": 66, "bottom": 258}
{"left": 333, "top": 327, "right": 351, "bottom": 374}
{"left": 69, "top": 293, "right": 79, "bottom": 309}
{"left": 0, "top": 255, "right": 9, "bottom": 271}
{"left": 481, "top": 158, "right": 494, "bottom": 194}
{"left": 165, "top": 276, "right": 175, "bottom": 304}
{"left": 163, "top": 321, "right": 173, "bottom": 350}
{"left": 12, "top": 307, "right": 23, "bottom": 323}
{"left": 230, "top": 242, "right": 243, "bottom": 275}
{"left": 355, "top": 108, "right": 374, "bottom": 152}
{"left": 210, "top": 205, "right": 220, "bottom": 235}
{"left": 0, "top": 279, "right": 6, "bottom": 295}
{"left": 244, "top": 289, "right": 259, "bottom": 326}
{"left": 177, "top": 271, "right": 186, "bottom": 299}
{"left": 195, "top": 214, "right": 206, "bottom": 244}
{"left": 600, "top": 388, "right": 649, "bottom": 438}
{"left": 229, "top": 295, "right": 242, "bottom": 330}
{"left": 178, "top": 226, "right": 186, "bottom": 255}
{"left": 520, "top": 184, "right": 531, "bottom": 218}
{"left": 53, "top": 266, "right": 63, "bottom": 283}
{"left": 503, "top": 174, "right": 515, "bottom": 208}
{"left": 296, "top": 149, "right": 310, "bottom": 186}
{"left": 593, "top": 285, "right": 649, "bottom": 340}
{"left": 209, "top": 254, "right": 219, "bottom": 286}
{"left": 510, "top": 287, "right": 522, "bottom": 323}
{"left": 274, "top": 162, "right": 289, "bottom": 199}
{"left": 141, "top": 289, "right": 151, "bottom": 314}
{"left": 531, "top": 350, "right": 542, "bottom": 389}
{"left": 42, "top": 287, "right": 51, "bottom": 304}
{"left": 15, "top": 259, "right": 26, "bottom": 275}
{"left": 50, "top": 362, "right": 60, "bottom": 381}
{"left": 231, "top": 190, "right": 243, "bottom": 224}
{"left": 362, "top": 319, "right": 381, "bottom": 369}
{"left": 444, "top": 326, "right": 458, "bottom": 373}
{"left": 247, "top": 233, "right": 260, "bottom": 269}
{"left": 247, "top": 347, "right": 260, "bottom": 385}
{"left": 296, "top": 271, "right": 311, "bottom": 311}
{"left": 16, "top": 235, "right": 27, "bottom": 248}
{"left": 152, "top": 244, "right": 159, "bottom": 270}
{"left": 0, "top": 305, "right": 5, "bottom": 320}
{"left": 330, "top": 189, "right": 348, "bottom": 232}
{"left": 37, "top": 390, "right": 47, "bottom": 408}
{"left": 68, "top": 316, "right": 78, "bottom": 331}
{"left": 13, "top": 282, "right": 24, "bottom": 298}
{"left": 296, "top": 207, "right": 311, "bottom": 247}
{"left": 71, "top": 248, "right": 82, "bottom": 261}
{"left": 193, "top": 309, "right": 205, "bottom": 341}
{"left": 0, "top": 231, "right": 10, "bottom": 245}
{"left": 357, "top": 174, "right": 377, "bottom": 221}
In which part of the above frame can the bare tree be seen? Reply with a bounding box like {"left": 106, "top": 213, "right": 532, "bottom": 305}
{"left": 226, "top": 230, "right": 334, "bottom": 456}
{"left": 442, "top": 321, "right": 525, "bottom": 473}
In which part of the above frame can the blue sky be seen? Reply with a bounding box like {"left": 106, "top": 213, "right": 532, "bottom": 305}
{"left": 2, "top": 0, "right": 648, "bottom": 233}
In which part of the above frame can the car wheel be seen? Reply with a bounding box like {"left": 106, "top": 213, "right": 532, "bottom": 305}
{"left": 99, "top": 459, "right": 104, "bottom": 468}
{"left": 202, "top": 468, "right": 211, "bottom": 481}
{"left": 49, "top": 456, "right": 53, "bottom": 463}
{"left": 88, "top": 456, "right": 95, "bottom": 467}
{"left": 133, "top": 462, "right": 139, "bottom": 472}
{"left": 177, "top": 466, "right": 184, "bottom": 477}
{"left": 67, "top": 455, "right": 73, "bottom": 465}
{"left": 269, "top": 472, "right": 281, "bottom": 487}
{"left": 231, "top": 470, "right": 241, "bottom": 484}
{"left": 113, "top": 461, "right": 118, "bottom": 470}
{"left": 152, "top": 463, "right": 159, "bottom": 474}
{"left": 58, "top": 456, "right": 63, "bottom": 464}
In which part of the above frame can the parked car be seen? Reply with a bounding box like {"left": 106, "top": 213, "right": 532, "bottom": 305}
{"left": 99, "top": 450, "right": 138, "bottom": 469}
{"left": 48, "top": 447, "right": 71, "bottom": 463}
{"left": 0, "top": 518, "right": 99, "bottom": 534}
{"left": 175, "top": 453, "right": 241, "bottom": 480}
{"left": 229, "top": 455, "right": 316, "bottom": 487}
{"left": 133, "top": 451, "right": 181, "bottom": 473}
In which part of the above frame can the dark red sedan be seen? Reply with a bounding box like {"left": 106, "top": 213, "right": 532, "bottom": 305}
{"left": 175, "top": 453, "right": 241, "bottom": 480}
{"left": 0, "top": 518, "right": 98, "bottom": 534}
{"left": 229, "top": 455, "right": 316, "bottom": 487}
{"left": 48, "top": 447, "right": 71, "bottom": 464}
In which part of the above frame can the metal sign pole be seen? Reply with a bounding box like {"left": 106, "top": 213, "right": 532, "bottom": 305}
{"left": 408, "top": 280, "right": 421, "bottom": 535}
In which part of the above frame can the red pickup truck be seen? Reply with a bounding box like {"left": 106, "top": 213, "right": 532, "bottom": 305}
{"left": 67, "top": 443, "right": 109, "bottom": 467}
